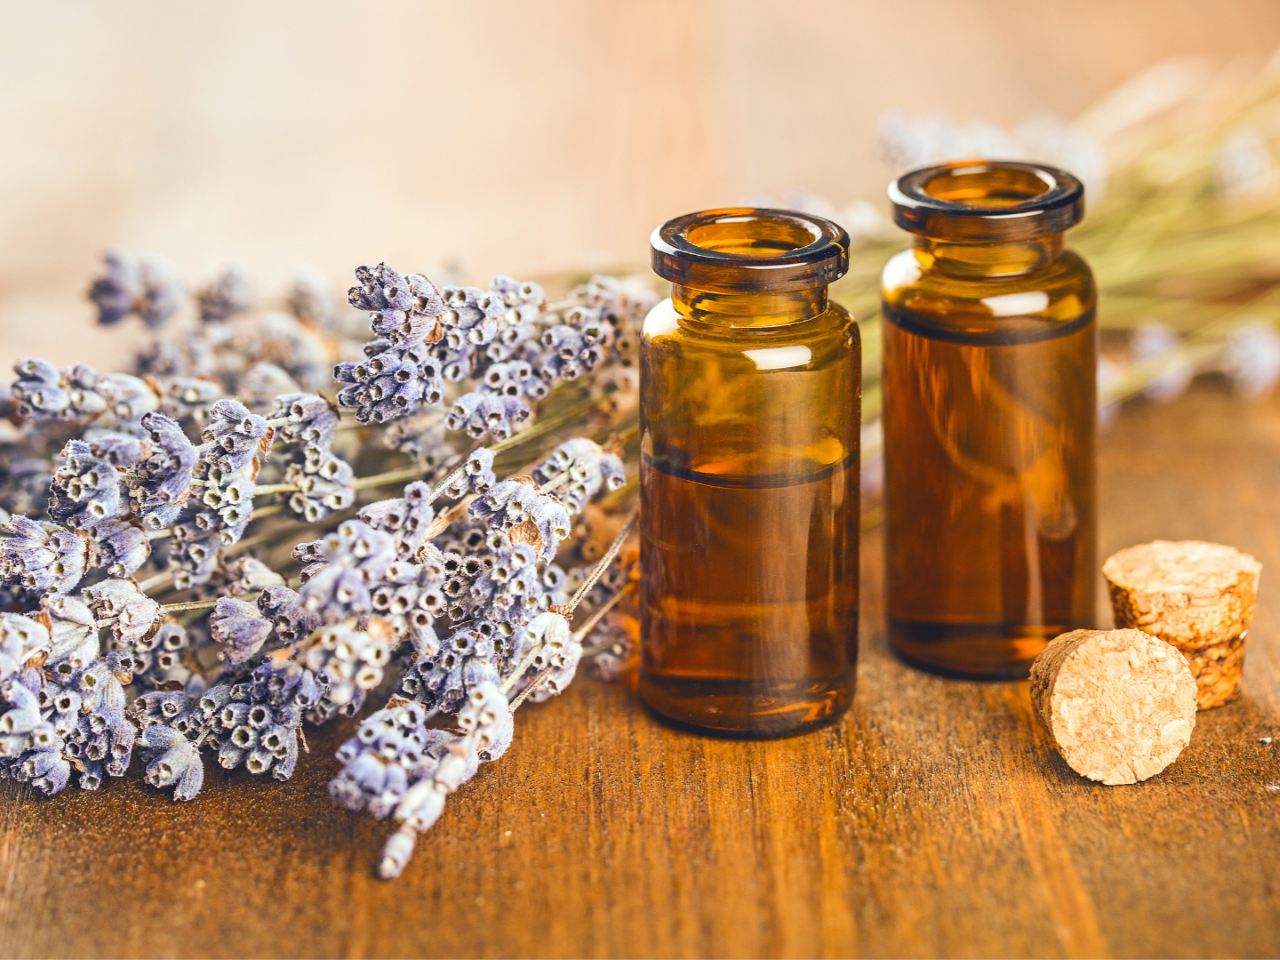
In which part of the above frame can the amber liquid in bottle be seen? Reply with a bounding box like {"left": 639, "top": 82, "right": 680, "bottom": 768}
{"left": 640, "top": 209, "right": 860, "bottom": 737}
{"left": 882, "top": 161, "right": 1097, "bottom": 678}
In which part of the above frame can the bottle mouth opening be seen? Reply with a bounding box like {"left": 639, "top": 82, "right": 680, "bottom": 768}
{"left": 652, "top": 208, "right": 849, "bottom": 292}
{"left": 890, "top": 160, "right": 1084, "bottom": 240}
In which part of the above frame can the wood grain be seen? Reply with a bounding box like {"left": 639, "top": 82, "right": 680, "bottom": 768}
{"left": 2, "top": 382, "right": 1280, "bottom": 958}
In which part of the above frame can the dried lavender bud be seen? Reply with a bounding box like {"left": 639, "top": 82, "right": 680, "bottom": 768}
{"left": 48, "top": 440, "right": 126, "bottom": 529}
{"left": 285, "top": 445, "right": 355, "bottom": 522}
{"left": 95, "top": 372, "right": 162, "bottom": 427}
{"left": 202, "top": 398, "right": 270, "bottom": 473}
{"left": 446, "top": 391, "right": 530, "bottom": 441}
{"left": 127, "top": 411, "right": 199, "bottom": 529}
{"left": 86, "top": 519, "right": 150, "bottom": 578}
{"left": 195, "top": 264, "right": 252, "bottom": 324}
{"left": 0, "top": 445, "right": 54, "bottom": 517}
{"left": 128, "top": 620, "right": 191, "bottom": 681}
{"left": 88, "top": 251, "right": 185, "bottom": 328}
{"left": 469, "top": 480, "right": 571, "bottom": 561}
{"left": 440, "top": 285, "right": 504, "bottom": 348}
{"left": 0, "top": 515, "right": 90, "bottom": 595}
{"left": 210, "top": 597, "right": 274, "bottom": 665}
{"left": 169, "top": 527, "right": 221, "bottom": 589}
{"left": 358, "top": 481, "right": 436, "bottom": 559}
{"left": 270, "top": 392, "right": 339, "bottom": 447}
{"left": 0, "top": 612, "right": 52, "bottom": 682}
{"left": 160, "top": 376, "right": 224, "bottom": 426}
{"left": 257, "top": 586, "right": 320, "bottom": 647}
{"left": 330, "top": 703, "right": 455, "bottom": 818}
{"left": 298, "top": 520, "right": 397, "bottom": 623}
{"left": 39, "top": 595, "right": 95, "bottom": 663}
{"left": 141, "top": 725, "right": 204, "bottom": 801}
{"left": 86, "top": 431, "right": 147, "bottom": 468}
{"left": 399, "top": 626, "right": 499, "bottom": 713}
{"left": 85, "top": 578, "right": 160, "bottom": 648}
{"left": 238, "top": 313, "right": 332, "bottom": 395}
{"left": 302, "top": 622, "right": 391, "bottom": 707}
{"left": 531, "top": 437, "right": 626, "bottom": 513}
{"left": 0, "top": 677, "right": 71, "bottom": 795}
{"left": 88, "top": 251, "right": 142, "bottom": 326}
{"left": 197, "top": 660, "right": 318, "bottom": 778}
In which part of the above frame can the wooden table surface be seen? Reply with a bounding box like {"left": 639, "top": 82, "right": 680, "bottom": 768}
{"left": 2, "top": 382, "right": 1279, "bottom": 959}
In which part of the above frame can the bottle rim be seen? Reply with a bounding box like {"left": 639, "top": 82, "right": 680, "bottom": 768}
{"left": 651, "top": 207, "right": 850, "bottom": 292}
{"left": 889, "top": 159, "right": 1084, "bottom": 241}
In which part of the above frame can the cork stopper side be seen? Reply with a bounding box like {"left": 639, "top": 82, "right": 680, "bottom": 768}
{"left": 1103, "top": 540, "right": 1261, "bottom": 709}
{"left": 1030, "top": 628, "right": 1197, "bottom": 786}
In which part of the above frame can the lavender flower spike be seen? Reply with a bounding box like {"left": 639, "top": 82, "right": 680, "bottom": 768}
{"left": 128, "top": 412, "right": 198, "bottom": 528}
{"left": 210, "top": 597, "right": 274, "bottom": 664}
{"left": 141, "top": 725, "right": 204, "bottom": 801}
{"left": 0, "top": 515, "right": 89, "bottom": 595}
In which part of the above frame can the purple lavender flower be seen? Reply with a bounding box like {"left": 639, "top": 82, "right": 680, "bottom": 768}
{"left": 87, "top": 519, "right": 150, "bottom": 577}
{"left": 444, "top": 448, "right": 496, "bottom": 499}
{"left": 446, "top": 392, "right": 530, "bottom": 441}
{"left": 287, "top": 267, "right": 334, "bottom": 327}
{"left": 298, "top": 520, "right": 397, "bottom": 623}
{"left": 210, "top": 597, "right": 274, "bottom": 665}
{"left": 0, "top": 612, "right": 51, "bottom": 683}
{"left": 85, "top": 578, "right": 160, "bottom": 649}
{"left": 202, "top": 398, "right": 270, "bottom": 473}
{"left": 330, "top": 702, "right": 455, "bottom": 817}
{"left": 0, "top": 677, "right": 70, "bottom": 795}
{"left": 270, "top": 392, "right": 339, "bottom": 447}
{"left": 48, "top": 440, "right": 127, "bottom": 529}
{"left": 284, "top": 445, "right": 355, "bottom": 522}
{"left": 0, "top": 445, "right": 54, "bottom": 517}
{"left": 348, "top": 264, "right": 442, "bottom": 333}
{"left": 0, "top": 515, "right": 89, "bottom": 595}
{"left": 398, "top": 625, "right": 499, "bottom": 713}
{"left": 140, "top": 725, "right": 204, "bottom": 801}
{"left": 225, "top": 556, "right": 285, "bottom": 596}
{"left": 86, "top": 430, "right": 147, "bottom": 468}
{"left": 88, "top": 251, "right": 142, "bottom": 326}
{"left": 531, "top": 437, "right": 626, "bottom": 512}
{"left": 128, "top": 411, "right": 199, "bottom": 529}
{"left": 257, "top": 584, "right": 321, "bottom": 647}
{"left": 302, "top": 623, "right": 390, "bottom": 708}
{"left": 195, "top": 264, "right": 252, "bottom": 324}
{"left": 468, "top": 480, "right": 571, "bottom": 561}
{"left": 358, "top": 481, "right": 436, "bottom": 559}
{"left": 197, "top": 660, "right": 320, "bottom": 779}
{"left": 88, "top": 251, "right": 185, "bottom": 328}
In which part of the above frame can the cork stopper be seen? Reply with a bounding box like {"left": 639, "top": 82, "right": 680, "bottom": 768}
{"left": 1030, "top": 629, "right": 1197, "bottom": 785}
{"left": 1103, "top": 540, "right": 1261, "bottom": 709}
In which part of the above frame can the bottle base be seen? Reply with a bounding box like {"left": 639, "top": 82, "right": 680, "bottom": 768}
{"left": 889, "top": 618, "right": 1069, "bottom": 680}
{"left": 638, "top": 672, "right": 854, "bottom": 739}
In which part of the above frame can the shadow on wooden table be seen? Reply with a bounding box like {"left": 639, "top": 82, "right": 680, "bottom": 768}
{"left": 2, "top": 382, "right": 1279, "bottom": 959}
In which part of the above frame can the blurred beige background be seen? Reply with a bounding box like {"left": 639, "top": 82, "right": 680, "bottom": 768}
{"left": 2, "top": 0, "right": 1279, "bottom": 371}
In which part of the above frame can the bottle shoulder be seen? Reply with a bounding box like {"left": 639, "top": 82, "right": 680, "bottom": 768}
{"left": 880, "top": 247, "right": 1095, "bottom": 329}
{"left": 642, "top": 297, "right": 859, "bottom": 352}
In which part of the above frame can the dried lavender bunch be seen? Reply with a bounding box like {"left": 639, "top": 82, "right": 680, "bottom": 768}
{"left": 0, "top": 254, "right": 644, "bottom": 885}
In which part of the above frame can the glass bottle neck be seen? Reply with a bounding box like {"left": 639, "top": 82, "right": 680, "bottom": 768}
{"left": 911, "top": 234, "right": 1064, "bottom": 278}
{"left": 670, "top": 283, "right": 828, "bottom": 328}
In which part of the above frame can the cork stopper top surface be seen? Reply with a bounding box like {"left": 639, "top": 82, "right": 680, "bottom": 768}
{"left": 1102, "top": 540, "right": 1260, "bottom": 597}
{"left": 1030, "top": 628, "right": 1197, "bottom": 785}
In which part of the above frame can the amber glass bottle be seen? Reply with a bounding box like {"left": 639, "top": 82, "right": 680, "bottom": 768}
{"left": 882, "top": 160, "right": 1097, "bottom": 678}
{"left": 639, "top": 208, "right": 860, "bottom": 737}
